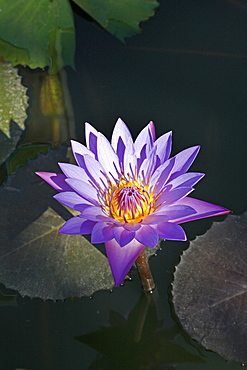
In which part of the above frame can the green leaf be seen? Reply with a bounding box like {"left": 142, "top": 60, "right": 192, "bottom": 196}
{"left": 172, "top": 212, "right": 247, "bottom": 364}
{"left": 0, "top": 146, "right": 114, "bottom": 299}
{"left": 72, "top": 0, "right": 159, "bottom": 41}
{"left": 5, "top": 144, "right": 51, "bottom": 175}
{"left": 0, "top": 207, "right": 114, "bottom": 299}
{"left": 0, "top": 0, "right": 75, "bottom": 72}
{"left": 0, "top": 62, "right": 28, "bottom": 165}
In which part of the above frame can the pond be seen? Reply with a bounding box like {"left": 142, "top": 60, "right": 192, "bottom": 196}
{"left": 0, "top": 0, "right": 247, "bottom": 369}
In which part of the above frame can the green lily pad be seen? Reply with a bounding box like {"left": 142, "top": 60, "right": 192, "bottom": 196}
{"left": 0, "top": 0, "right": 75, "bottom": 72}
{"left": 5, "top": 144, "right": 51, "bottom": 175}
{"left": 0, "top": 62, "right": 28, "bottom": 165}
{"left": 172, "top": 213, "right": 247, "bottom": 364}
{"left": 0, "top": 146, "right": 114, "bottom": 299}
{"left": 73, "top": 0, "right": 159, "bottom": 41}
{"left": 0, "top": 206, "right": 114, "bottom": 299}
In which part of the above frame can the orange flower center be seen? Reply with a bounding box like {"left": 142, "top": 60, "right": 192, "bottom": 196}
{"left": 104, "top": 179, "right": 155, "bottom": 223}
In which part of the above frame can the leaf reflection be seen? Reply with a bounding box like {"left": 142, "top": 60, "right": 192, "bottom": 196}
{"left": 76, "top": 292, "right": 204, "bottom": 369}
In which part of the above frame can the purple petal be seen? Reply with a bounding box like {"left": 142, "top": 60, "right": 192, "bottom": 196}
{"left": 105, "top": 238, "right": 145, "bottom": 286}
{"left": 167, "top": 172, "right": 204, "bottom": 189}
{"left": 79, "top": 219, "right": 97, "bottom": 234}
{"left": 36, "top": 172, "right": 71, "bottom": 192}
{"left": 91, "top": 222, "right": 114, "bottom": 243}
{"left": 113, "top": 226, "right": 135, "bottom": 247}
{"left": 134, "top": 123, "right": 153, "bottom": 158}
{"left": 71, "top": 140, "right": 94, "bottom": 167}
{"left": 154, "top": 131, "right": 172, "bottom": 164}
{"left": 85, "top": 122, "right": 98, "bottom": 158}
{"left": 155, "top": 187, "right": 194, "bottom": 207}
{"left": 82, "top": 206, "right": 118, "bottom": 222}
{"left": 135, "top": 225, "right": 159, "bottom": 248}
{"left": 113, "top": 136, "right": 125, "bottom": 167}
{"left": 138, "top": 147, "right": 157, "bottom": 184}
{"left": 83, "top": 155, "right": 108, "bottom": 189}
{"left": 123, "top": 222, "right": 141, "bottom": 231}
{"left": 156, "top": 222, "right": 187, "bottom": 240}
{"left": 172, "top": 197, "right": 231, "bottom": 224}
{"left": 123, "top": 138, "right": 137, "bottom": 179}
{"left": 70, "top": 153, "right": 108, "bottom": 190}
{"left": 97, "top": 133, "right": 121, "bottom": 182}
{"left": 142, "top": 214, "right": 169, "bottom": 224}
{"left": 136, "top": 144, "right": 147, "bottom": 171}
{"left": 59, "top": 216, "right": 96, "bottom": 234}
{"left": 148, "top": 121, "right": 156, "bottom": 141}
{"left": 58, "top": 163, "right": 90, "bottom": 182}
{"left": 111, "top": 118, "right": 133, "bottom": 156}
{"left": 154, "top": 204, "right": 196, "bottom": 220}
{"left": 169, "top": 146, "right": 200, "bottom": 181}
{"left": 65, "top": 178, "right": 99, "bottom": 205}
{"left": 111, "top": 118, "right": 133, "bottom": 167}
{"left": 54, "top": 192, "right": 92, "bottom": 211}
{"left": 149, "top": 157, "right": 175, "bottom": 194}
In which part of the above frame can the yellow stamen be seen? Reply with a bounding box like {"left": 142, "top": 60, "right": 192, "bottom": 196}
{"left": 104, "top": 178, "right": 155, "bottom": 223}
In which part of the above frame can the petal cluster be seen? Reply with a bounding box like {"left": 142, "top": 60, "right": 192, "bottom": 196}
{"left": 36, "top": 118, "right": 230, "bottom": 286}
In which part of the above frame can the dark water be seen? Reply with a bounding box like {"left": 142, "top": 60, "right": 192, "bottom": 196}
{"left": 1, "top": 0, "right": 247, "bottom": 369}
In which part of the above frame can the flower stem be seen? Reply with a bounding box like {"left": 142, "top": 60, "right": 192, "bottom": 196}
{"left": 136, "top": 250, "right": 155, "bottom": 292}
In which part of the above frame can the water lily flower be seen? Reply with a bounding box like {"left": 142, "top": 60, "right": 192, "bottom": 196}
{"left": 36, "top": 118, "right": 230, "bottom": 288}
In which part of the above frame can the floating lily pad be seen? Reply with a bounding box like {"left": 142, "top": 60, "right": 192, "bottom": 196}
{"left": 0, "top": 206, "right": 114, "bottom": 299}
{"left": 0, "top": 63, "right": 28, "bottom": 165}
{"left": 0, "top": 146, "right": 114, "bottom": 299}
{"left": 73, "top": 0, "right": 159, "bottom": 41}
{"left": 5, "top": 144, "right": 51, "bottom": 175}
{"left": 0, "top": 0, "right": 75, "bottom": 72}
{"left": 172, "top": 213, "right": 247, "bottom": 364}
